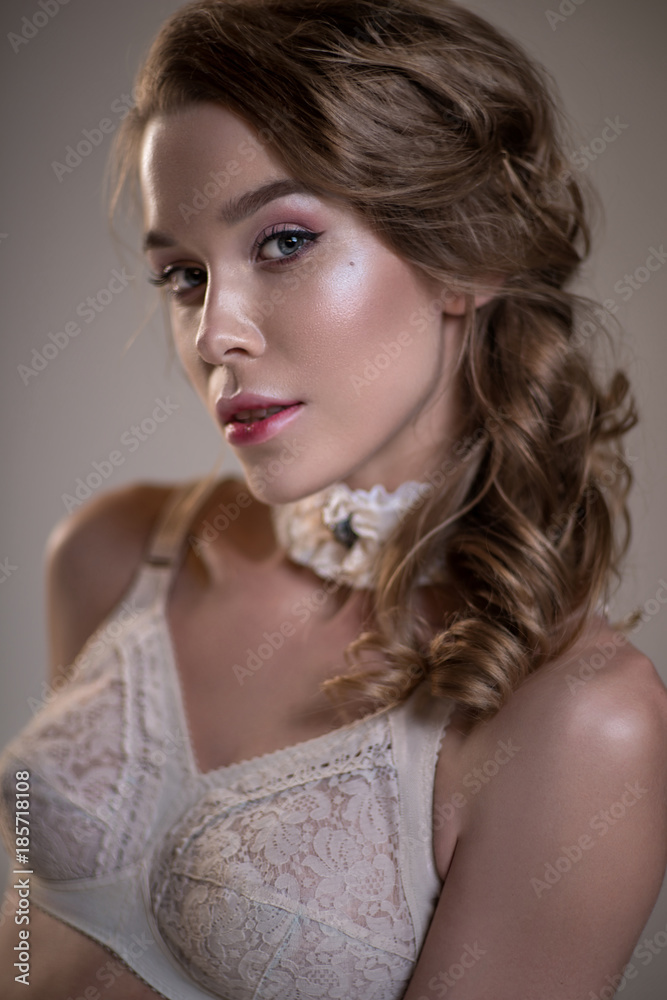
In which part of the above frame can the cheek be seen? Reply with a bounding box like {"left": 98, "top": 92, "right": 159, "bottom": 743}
{"left": 170, "top": 315, "right": 206, "bottom": 384}
{"left": 289, "top": 250, "right": 438, "bottom": 391}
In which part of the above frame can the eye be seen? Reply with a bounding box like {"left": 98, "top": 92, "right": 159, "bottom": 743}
{"left": 146, "top": 225, "right": 322, "bottom": 297}
{"left": 255, "top": 225, "right": 321, "bottom": 264}
{"left": 147, "top": 265, "right": 207, "bottom": 297}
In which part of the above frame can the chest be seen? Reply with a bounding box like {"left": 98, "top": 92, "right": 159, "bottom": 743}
{"left": 0, "top": 570, "right": 469, "bottom": 999}
{"left": 165, "top": 555, "right": 378, "bottom": 772}
{"left": 166, "top": 565, "right": 471, "bottom": 887}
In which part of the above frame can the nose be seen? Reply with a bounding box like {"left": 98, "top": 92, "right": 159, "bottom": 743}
{"left": 195, "top": 280, "right": 266, "bottom": 364}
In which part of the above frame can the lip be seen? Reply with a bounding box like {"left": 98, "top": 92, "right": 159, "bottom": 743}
{"left": 215, "top": 393, "right": 304, "bottom": 447}
{"left": 215, "top": 393, "right": 302, "bottom": 425}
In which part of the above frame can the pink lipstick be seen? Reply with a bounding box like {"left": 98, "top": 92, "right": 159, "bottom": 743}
{"left": 216, "top": 393, "right": 304, "bottom": 446}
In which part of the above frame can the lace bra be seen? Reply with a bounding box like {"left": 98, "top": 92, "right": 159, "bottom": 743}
{"left": 0, "top": 476, "right": 455, "bottom": 1000}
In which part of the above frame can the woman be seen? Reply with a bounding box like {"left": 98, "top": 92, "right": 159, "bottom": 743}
{"left": 1, "top": 0, "right": 666, "bottom": 997}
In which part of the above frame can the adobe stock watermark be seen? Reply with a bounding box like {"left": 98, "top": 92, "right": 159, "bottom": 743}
{"left": 148, "top": 240, "right": 328, "bottom": 330}
{"left": 61, "top": 396, "right": 180, "bottom": 512}
{"left": 185, "top": 447, "right": 312, "bottom": 560}
{"left": 584, "top": 921, "right": 667, "bottom": 1000}
{"left": 568, "top": 244, "right": 667, "bottom": 338}
{"left": 51, "top": 91, "right": 136, "bottom": 182}
{"left": 95, "top": 726, "right": 189, "bottom": 823}
{"left": 543, "top": 115, "right": 630, "bottom": 211}
{"left": 553, "top": 242, "right": 665, "bottom": 355}
{"left": 191, "top": 407, "right": 504, "bottom": 560}
{"left": 27, "top": 598, "right": 141, "bottom": 715}
{"left": 0, "top": 557, "right": 18, "bottom": 586}
{"left": 605, "top": 244, "right": 667, "bottom": 313}
{"left": 350, "top": 330, "right": 414, "bottom": 395}
{"left": 386, "top": 406, "right": 508, "bottom": 526}
{"left": 566, "top": 579, "right": 667, "bottom": 694}
{"left": 416, "top": 941, "right": 486, "bottom": 998}
{"left": 546, "top": 447, "right": 639, "bottom": 542}
{"left": 150, "top": 249, "right": 325, "bottom": 328}
{"left": 17, "top": 267, "right": 136, "bottom": 385}
{"left": 418, "top": 738, "right": 521, "bottom": 841}
{"left": 91, "top": 944, "right": 155, "bottom": 996}
{"left": 244, "top": 250, "right": 324, "bottom": 322}
{"left": 569, "top": 116, "right": 630, "bottom": 174}
{"left": 8, "top": 0, "right": 71, "bottom": 54}
{"left": 178, "top": 114, "right": 287, "bottom": 223}
{"left": 44, "top": 934, "right": 156, "bottom": 997}
{"left": 1, "top": 880, "right": 154, "bottom": 990}
{"left": 188, "top": 488, "right": 252, "bottom": 555}
{"left": 545, "top": 0, "right": 588, "bottom": 31}
{"left": 187, "top": 440, "right": 306, "bottom": 539}
{"left": 349, "top": 290, "right": 452, "bottom": 395}
{"left": 233, "top": 576, "right": 342, "bottom": 686}
{"left": 244, "top": 438, "right": 307, "bottom": 502}
{"left": 530, "top": 780, "right": 648, "bottom": 898}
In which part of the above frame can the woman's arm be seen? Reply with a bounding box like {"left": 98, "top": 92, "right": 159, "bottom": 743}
{"left": 405, "top": 645, "right": 667, "bottom": 999}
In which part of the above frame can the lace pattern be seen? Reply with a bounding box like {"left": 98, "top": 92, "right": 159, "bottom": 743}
{"left": 151, "top": 757, "right": 416, "bottom": 998}
{"left": 0, "top": 606, "right": 439, "bottom": 1000}
{"left": 0, "top": 614, "right": 177, "bottom": 879}
{"left": 0, "top": 478, "right": 450, "bottom": 1000}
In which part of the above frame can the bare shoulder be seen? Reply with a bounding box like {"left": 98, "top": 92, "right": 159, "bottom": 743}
{"left": 480, "top": 616, "right": 667, "bottom": 775}
{"left": 409, "top": 618, "right": 667, "bottom": 998}
{"left": 46, "top": 478, "right": 176, "bottom": 572}
{"left": 45, "top": 479, "right": 178, "bottom": 682}
{"left": 45, "top": 476, "right": 257, "bottom": 683}
{"left": 454, "top": 615, "right": 667, "bottom": 836}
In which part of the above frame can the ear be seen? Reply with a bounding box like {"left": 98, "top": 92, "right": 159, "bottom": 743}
{"left": 441, "top": 278, "right": 503, "bottom": 316}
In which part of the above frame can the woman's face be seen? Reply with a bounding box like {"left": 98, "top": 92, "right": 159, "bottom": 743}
{"left": 140, "top": 103, "right": 475, "bottom": 504}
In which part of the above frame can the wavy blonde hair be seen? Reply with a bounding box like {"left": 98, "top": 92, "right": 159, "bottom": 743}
{"left": 107, "top": 0, "right": 638, "bottom": 722}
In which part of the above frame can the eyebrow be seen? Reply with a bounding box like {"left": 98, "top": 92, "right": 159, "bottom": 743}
{"left": 142, "top": 178, "right": 316, "bottom": 253}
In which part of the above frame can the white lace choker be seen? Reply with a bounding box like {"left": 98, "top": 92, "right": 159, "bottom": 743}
{"left": 270, "top": 479, "right": 445, "bottom": 589}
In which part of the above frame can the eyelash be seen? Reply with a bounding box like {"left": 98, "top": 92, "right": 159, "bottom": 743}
{"left": 147, "top": 225, "right": 321, "bottom": 297}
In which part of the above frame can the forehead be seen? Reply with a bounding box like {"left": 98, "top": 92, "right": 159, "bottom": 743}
{"left": 139, "top": 103, "right": 290, "bottom": 218}
{"left": 141, "top": 103, "right": 261, "bottom": 161}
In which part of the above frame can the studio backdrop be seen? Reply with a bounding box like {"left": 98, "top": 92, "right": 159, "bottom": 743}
{"left": 1, "top": 2, "right": 666, "bottom": 996}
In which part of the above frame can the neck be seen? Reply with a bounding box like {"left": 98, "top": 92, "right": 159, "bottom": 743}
{"left": 269, "top": 477, "right": 446, "bottom": 590}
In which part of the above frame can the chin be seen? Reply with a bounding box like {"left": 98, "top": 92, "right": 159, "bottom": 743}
{"left": 241, "top": 462, "right": 348, "bottom": 507}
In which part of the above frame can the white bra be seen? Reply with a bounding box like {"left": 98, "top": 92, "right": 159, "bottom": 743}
{"left": 0, "top": 476, "right": 454, "bottom": 999}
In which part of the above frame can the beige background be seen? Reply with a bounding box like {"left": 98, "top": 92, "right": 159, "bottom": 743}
{"left": 1, "top": 1, "right": 665, "bottom": 995}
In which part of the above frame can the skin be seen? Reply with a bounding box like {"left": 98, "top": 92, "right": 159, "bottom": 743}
{"left": 2, "top": 104, "right": 667, "bottom": 998}
{"left": 138, "top": 103, "right": 495, "bottom": 503}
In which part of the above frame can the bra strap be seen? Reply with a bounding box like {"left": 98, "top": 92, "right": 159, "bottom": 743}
{"left": 145, "top": 472, "right": 221, "bottom": 566}
{"left": 122, "top": 473, "right": 222, "bottom": 614}
{"left": 389, "top": 682, "right": 455, "bottom": 947}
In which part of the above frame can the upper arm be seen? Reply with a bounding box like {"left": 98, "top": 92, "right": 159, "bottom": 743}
{"left": 44, "top": 481, "right": 175, "bottom": 685}
{"left": 404, "top": 655, "right": 667, "bottom": 999}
